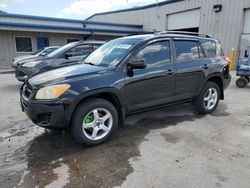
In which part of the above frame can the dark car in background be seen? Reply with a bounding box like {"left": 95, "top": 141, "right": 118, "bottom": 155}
{"left": 20, "top": 32, "right": 231, "bottom": 146}
{"left": 15, "top": 41, "right": 105, "bottom": 81}
{"left": 10, "top": 46, "right": 59, "bottom": 68}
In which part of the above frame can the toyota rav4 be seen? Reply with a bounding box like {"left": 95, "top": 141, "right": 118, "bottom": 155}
{"left": 20, "top": 32, "right": 231, "bottom": 146}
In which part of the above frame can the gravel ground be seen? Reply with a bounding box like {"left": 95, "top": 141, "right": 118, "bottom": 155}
{"left": 0, "top": 72, "right": 250, "bottom": 188}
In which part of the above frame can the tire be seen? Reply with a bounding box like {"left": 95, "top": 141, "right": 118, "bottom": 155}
{"left": 71, "top": 98, "right": 118, "bottom": 146}
{"left": 236, "top": 77, "right": 248, "bottom": 88}
{"left": 194, "top": 81, "right": 220, "bottom": 114}
{"left": 245, "top": 76, "right": 250, "bottom": 83}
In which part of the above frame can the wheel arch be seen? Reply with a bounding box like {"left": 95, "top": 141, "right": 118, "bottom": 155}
{"left": 66, "top": 88, "right": 125, "bottom": 128}
{"left": 206, "top": 74, "right": 224, "bottom": 100}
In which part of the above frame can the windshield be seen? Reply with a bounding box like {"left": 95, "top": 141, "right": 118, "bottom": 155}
{"left": 30, "top": 48, "right": 44, "bottom": 55}
{"left": 47, "top": 42, "right": 77, "bottom": 58}
{"left": 83, "top": 38, "right": 141, "bottom": 67}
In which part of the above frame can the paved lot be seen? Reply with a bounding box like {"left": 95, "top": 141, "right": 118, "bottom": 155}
{"left": 0, "top": 73, "right": 250, "bottom": 188}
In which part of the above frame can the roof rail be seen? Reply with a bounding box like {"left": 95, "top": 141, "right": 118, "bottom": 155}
{"left": 155, "top": 31, "right": 212, "bottom": 38}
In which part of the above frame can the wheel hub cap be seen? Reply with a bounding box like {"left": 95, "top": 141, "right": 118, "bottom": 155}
{"left": 82, "top": 108, "right": 113, "bottom": 141}
{"left": 203, "top": 87, "right": 218, "bottom": 110}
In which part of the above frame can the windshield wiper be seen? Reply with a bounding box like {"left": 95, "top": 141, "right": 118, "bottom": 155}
{"left": 84, "top": 61, "right": 96, "bottom": 66}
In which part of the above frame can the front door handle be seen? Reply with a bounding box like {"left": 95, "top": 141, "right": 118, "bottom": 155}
{"left": 202, "top": 64, "right": 209, "bottom": 69}
{"left": 166, "top": 69, "right": 174, "bottom": 75}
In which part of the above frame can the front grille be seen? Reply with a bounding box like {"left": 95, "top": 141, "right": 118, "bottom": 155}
{"left": 22, "top": 84, "right": 32, "bottom": 99}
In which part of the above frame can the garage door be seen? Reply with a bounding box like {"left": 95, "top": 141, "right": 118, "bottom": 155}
{"left": 241, "top": 9, "right": 250, "bottom": 57}
{"left": 166, "top": 9, "right": 200, "bottom": 31}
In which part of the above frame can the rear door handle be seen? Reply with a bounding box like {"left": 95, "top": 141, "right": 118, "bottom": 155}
{"left": 166, "top": 69, "right": 175, "bottom": 75}
{"left": 202, "top": 64, "right": 209, "bottom": 69}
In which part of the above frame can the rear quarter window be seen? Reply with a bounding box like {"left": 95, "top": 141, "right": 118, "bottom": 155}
{"left": 216, "top": 42, "right": 224, "bottom": 56}
{"left": 200, "top": 39, "right": 217, "bottom": 57}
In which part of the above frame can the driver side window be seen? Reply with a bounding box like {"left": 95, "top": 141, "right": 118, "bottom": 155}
{"left": 67, "top": 45, "right": 90, "bottom": 57}
{"left": 134, "top": 41, "right": 171, "bottom": 68}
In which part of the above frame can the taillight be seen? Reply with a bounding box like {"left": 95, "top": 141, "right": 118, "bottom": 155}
{"left": 223, "top": 56, "right": 230, "bottom": 63}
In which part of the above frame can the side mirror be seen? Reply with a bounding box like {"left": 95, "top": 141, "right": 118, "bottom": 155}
{"left": 128, "top": 59, "right": 146, "bottom": 70}
{"left": 65, "top": 53, "right": 73, "bottom": 59}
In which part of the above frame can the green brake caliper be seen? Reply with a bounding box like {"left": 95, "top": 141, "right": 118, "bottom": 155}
{"left": 84, "top": 115, "right": 93, "bottom": 124}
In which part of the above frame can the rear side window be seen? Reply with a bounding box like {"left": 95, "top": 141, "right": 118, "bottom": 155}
{"left": 200, "top": 39, "right": 216, "bottom": 57}
{"left": 134, "top": 41, "right": 171, "bottom": 68}
{"left": 174, "top": 40, "right": 201, "bottom": 60}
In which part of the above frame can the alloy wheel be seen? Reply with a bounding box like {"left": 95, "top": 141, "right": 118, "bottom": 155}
{"left": 203, "top": 87, "right": 218, "bottom": 110}
{"left": 82, "top": 108, "right": 113, "bottom": 141}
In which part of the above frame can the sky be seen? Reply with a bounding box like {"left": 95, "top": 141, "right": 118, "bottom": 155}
{"left": 0, "top": 0, "right": 165, "bottom": 20}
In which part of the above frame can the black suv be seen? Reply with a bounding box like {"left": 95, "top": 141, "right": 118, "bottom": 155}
{"left": 20, "top": 32, "right": 231, "bottom": 146}
{"left": 15, "top": 41, "right": 105, "bottom": 81}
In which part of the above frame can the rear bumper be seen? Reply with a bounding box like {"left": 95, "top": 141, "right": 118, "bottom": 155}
{"left": 20, "top": 95, "right": 68, "bottom": 129}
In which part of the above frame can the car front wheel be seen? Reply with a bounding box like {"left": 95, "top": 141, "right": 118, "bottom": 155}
{"left": 194, "top": 81, "right": 220, "bottom": 114}
{"left": 71, "top": 98, "right": 118, "bottom": 146}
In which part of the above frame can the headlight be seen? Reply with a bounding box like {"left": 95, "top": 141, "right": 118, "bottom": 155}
{"left": 35, "top": 84, "right": 70, "bottom": 99}
{"left": 22, "top": 61, "right": 41, "bottom": 68}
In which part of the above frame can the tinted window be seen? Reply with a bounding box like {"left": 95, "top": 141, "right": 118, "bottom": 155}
{"left": 15, "top": 37, "right": 32, "bottom": 52}
{"left": 31, "top": 48, "right": 44, "bottom": 55}
{"left": 200, "top": 39, "right": 216, "bottom": 57}
{"left": 174, "top": 40, "right": 200, "bottom": 60}
{"left": 216, "top": 42, "right": 224, "bottom": 56}
{"left": 41, "top": 48, "right": 57, "bottom": 56}
{"left": 67, "top": 45, "right": 90, "bottom": 56}
{"left": 92, "top": 44, "right": 101, "bottom": 51}
{"left": 47, "top": 42, "right": 78, "bottom": 58}
{"left": 134, "top": 41, "right": 171, "bottom": 68}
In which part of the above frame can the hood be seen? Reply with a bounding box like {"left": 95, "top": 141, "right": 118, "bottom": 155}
{"left": 13, "top": 55, "right": 37, "bottom": 64}
{"left": 18, "top": 56, "right": 52, "bottom": 65}
{"left": 28, "top": 64, "right": 107, "bottom": 87}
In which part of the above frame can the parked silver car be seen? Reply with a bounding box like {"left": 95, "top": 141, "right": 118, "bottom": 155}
{"left": 10, "top": 46, "right": 59, "bottom": 68}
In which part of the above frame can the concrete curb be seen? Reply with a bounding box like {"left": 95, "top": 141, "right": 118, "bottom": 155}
{"left": 0, "top": 69, "right": 15, "bottom": 74}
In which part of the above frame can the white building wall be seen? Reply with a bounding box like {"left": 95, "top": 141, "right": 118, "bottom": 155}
{"left": 0, "top": 30, "right": 119, "bottom": 68}
{"left": 0, "top": 30, "right": 82, "bottom": 67}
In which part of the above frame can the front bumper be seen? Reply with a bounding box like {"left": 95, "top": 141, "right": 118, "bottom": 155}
{"left": 20, "top": 92, "right": 68, "bottom": 129}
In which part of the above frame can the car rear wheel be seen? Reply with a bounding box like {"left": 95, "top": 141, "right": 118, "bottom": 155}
{"left": 71, "top": 98, "right": 118, "bottom": 146}
{"left": 194, "top": 81, "right": 220, "bottom": 114}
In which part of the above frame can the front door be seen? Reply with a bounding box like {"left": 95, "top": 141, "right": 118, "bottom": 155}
{"left": 37, "top": 37, "right": 49, "bottom": 50}
{"left": 124, "top": 40, "right": 176, "bottom": 112}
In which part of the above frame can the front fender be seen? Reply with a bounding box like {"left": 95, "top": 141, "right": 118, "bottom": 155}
{"left": 64, "top": 87, "right": 125, "bottom": 126}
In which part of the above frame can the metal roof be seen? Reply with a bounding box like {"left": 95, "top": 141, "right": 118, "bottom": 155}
{"left": 85, "top": 0, "right": 184, "bottom": 20}
{"left": 0, "top": 21, "right": 147, "bottom": 34}
{"left": 0, "top": 13, "right": 143, "bottom": 28}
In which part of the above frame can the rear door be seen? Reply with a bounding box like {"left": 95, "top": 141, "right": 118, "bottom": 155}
{"left": 124, "top": 39, "right": 176, "bottom": 112}
{"left": 173, "top": 39, "right": 209, "bottom": 100}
